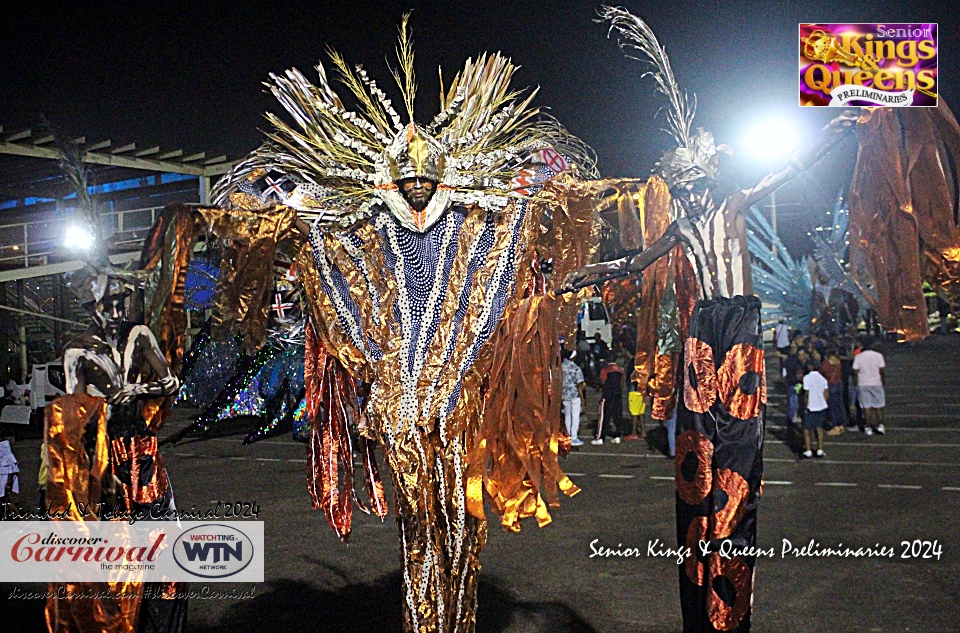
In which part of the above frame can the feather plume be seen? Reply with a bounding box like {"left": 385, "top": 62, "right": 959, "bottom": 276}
{"left": 597, "top": 5, "right": 696, "bottom": 148}
{"left": 213, "top": 15, "right": 598, "bottom": 226}
{"left": 390, "top": 12, "right": 417, "bottom": 123}
{"left": 747, "top": 205, "right": 813, "bottom": 329}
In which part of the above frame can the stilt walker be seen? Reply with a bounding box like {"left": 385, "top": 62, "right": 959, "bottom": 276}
{"left": 565, "top": 7, "right": 858, "bottom": 631}
{"left": 207, "top": 15, "right": 598, "bottom": 632}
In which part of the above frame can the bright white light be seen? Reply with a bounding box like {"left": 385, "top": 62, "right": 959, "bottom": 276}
{"left": 63, "top": 224, "right": 94, "bottom": 251}
{"left": 742, "top": 117, "right": 801, "bottom": 162}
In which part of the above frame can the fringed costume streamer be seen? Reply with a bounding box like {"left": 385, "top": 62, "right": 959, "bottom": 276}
{"left": 45, "top": 395, "right": 144, "bottom": 633}
{"left": 305, "top": 320, "right": 388, "bottom": 540}
{"left": 200, "top": 20, "right": 599, "bottom": 632}
{"left": 140, "top": 204, "right": 199, "bottom": 377}
{"left": 139, "top": 204, "right": 201, "bottom": 430}
{"left": 630, "top": 177, "right": 676, "bottom": 390}
{"left": 481, "top": 293, "right": 581, "bottom": 532}
{"left": 597, "top": 176, "right": 699, "bottom": 423}
{"left": 527, "top": 173, "right": 610, "bottom": 341}
{"left": 292, "top": 180, "right": 594, "bottom": 631}
{"left": 849, "top": 104, "right": 960, "bottom": 340}
{"left": 196, "top": 206, "right": 301, "bottom": 354}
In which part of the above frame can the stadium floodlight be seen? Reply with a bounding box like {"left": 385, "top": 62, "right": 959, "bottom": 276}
{"left": 742, "top": 117, "right": 801, "bottom": 162}
{"left": 63, "top": 223, "right": 95, "bottom": 251}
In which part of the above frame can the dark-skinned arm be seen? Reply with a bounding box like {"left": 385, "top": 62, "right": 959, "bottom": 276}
{"left": 561, "top": 224, "right": 681, "bottom": 292}
{"left": 132, "top": 326, "right": 180, "bottom": 398}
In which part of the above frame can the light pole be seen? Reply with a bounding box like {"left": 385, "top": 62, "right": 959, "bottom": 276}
{"left": 770, "top": 190, "right": 777, "bottom": 258}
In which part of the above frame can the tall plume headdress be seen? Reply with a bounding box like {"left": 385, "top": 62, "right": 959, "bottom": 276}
{"left": 214, "top": 13, "right": 597, "bottom": 233}
{"left": 599, "top": 6, "right": 730, "bottom": 197}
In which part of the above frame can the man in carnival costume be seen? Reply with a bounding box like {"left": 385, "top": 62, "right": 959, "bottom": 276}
{"left": 46, "top": 272, "right": 186, "bottom": 633}
{"left": 564, "top": 8, "right": 858, "bottom": 632}
{"left": 199, "top": 15, "right": 604, "bottom": 633}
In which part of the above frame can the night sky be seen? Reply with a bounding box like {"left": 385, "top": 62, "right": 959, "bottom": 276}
{"left": 1, "top": 0, "right": 954, "bottom": 250}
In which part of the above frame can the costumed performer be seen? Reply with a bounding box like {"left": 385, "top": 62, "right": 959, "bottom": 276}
{"left": 46, "top": 273, "right": 186, "bottom": 633}
{"left": 206, "top": 15, "right": 603, "bottom": 633}
{"left": 564, "top": 7, "right": 858, "bottom": 632}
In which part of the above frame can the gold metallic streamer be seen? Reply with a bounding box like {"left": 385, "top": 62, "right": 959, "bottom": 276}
{"left": 848, "top": 102, "right": 960, "bottom": 339}
{"left": 44, "top": 395, "right": 143, "bottom": 633}
{"left": 198, "top": 205, "right": 300, "bottom": 353}
{"left": 481, "top": 292, "right": 580, "bottom": 532}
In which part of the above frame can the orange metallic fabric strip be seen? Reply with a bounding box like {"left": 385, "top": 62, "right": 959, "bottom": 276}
{"left": 44, "top": 394, "right": 143, "bottom": 633}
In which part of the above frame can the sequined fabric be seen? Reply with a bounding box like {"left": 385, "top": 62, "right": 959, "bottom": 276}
{"left": 307, "top": 201, "right": 527, "bottom": 632}
{"left": 301, "top": 161, "right": 593, "bottom": 632}
{"left": 176, "top": 345, "right": 276, "bottom": 440}
{"left": 176, "top": 334, "right": 241, "bottom": 410}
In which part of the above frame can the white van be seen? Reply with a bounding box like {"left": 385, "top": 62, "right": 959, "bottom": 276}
{"left": 29, "top": 362, "right": 66, "bottom": 411}
{"left": 579, "top": 297, "right": 612, "bottom": 344}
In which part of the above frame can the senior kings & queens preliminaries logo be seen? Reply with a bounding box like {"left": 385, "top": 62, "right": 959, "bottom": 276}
{"left": 800, "top": 23, "right": 937, "bottom": 107}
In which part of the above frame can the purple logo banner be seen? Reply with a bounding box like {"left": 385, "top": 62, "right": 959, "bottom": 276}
{"left": 800, "top": 23, "right": 938, "bottom": 107}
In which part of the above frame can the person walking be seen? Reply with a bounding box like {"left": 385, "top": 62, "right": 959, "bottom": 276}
{"left": 783, "top": 346, "right": 806, "bottom": 426}
{"left": 801, "top": 364, "right": 830, "bottom": 458}
{"left": 821, "top": 346, "right": 848, "bottom": 435}
{"left": 853, "top": 340, "right": 887, "bottom": 435}
{"left": 775, "top": 318, "right": 791, "bottom": 355}
{"left": 592, "top": 354, "right": 624, "bottom": 445}
{"left": 589, "top": 334, "right": 610, "bottom": 387}
{"left": 561, "top": 349, "right": 586, "bottom": 447}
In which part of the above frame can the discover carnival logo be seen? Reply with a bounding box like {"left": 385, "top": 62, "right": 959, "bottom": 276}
{"left": 799, "top": 23, "right": 937, "bottom": 107}
{"left": 0, "top": 521, "right": 264, "bottom": 583}
{"left": 173, "top": 524, "right": 255, "bottom": 579}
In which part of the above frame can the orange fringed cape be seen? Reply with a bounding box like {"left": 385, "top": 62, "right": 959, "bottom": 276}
{"left": 849, "top": 103, "right": 960, "bottom": 341}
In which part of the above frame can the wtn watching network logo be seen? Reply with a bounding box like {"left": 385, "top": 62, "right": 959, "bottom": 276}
{"left": 173, "top": 524, "right": 256, "bottom": 579}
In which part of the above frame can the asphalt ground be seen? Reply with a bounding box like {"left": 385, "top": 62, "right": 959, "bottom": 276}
{"left": 3, "top": 335, "right": 960, "bottom": 632}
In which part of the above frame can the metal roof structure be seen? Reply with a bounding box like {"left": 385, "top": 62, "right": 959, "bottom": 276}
{"left": 0, "top": 126, "right": 243, "bottom": 376}
{"left": 0, "top": 125, "right": 240, "bottom": 218}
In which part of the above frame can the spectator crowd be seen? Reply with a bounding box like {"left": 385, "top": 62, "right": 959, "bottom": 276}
{"left": 775, "top": 318, "right": 887, "bottom": 459}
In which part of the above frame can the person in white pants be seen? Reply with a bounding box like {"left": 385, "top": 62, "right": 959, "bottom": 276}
{"left": 561, "top": 349, "right": 586, "bottom": 446}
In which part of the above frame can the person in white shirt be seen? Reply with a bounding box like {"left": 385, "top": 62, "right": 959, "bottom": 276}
{"left": 802, "top": 364, "right": 830, "bottom": 458}
{"left": 561, "top": 350, "right": 586, "bottom": 447}
{"left": 852, "top": 341, "right": 886, "bottom": 435}
{"left": 0, "top": 435, "right": 19, "bottom": 516}
{"left": 775, "top": 319, "right": 791, "bottom": 355}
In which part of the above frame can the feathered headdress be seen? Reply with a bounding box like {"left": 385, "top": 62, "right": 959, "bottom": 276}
{"left": 599, "top": 6, "right": 730, "bottom": 191}
{"left": 214, "top": 14, "right": 596, "bottom": 232}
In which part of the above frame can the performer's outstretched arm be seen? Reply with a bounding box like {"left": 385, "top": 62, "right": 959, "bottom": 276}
{"left": 562, "top": 224, "right": 681, "bottom": 291}
{"left": 128, "top": 326, "right": 181, "bottom": 401}
{"left": 563, "top": 112, "right": 858, "bottom": 294}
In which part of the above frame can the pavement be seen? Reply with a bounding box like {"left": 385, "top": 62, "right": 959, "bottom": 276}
{"left": 3, "top": 335, "right": 960, "bottom": 632}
